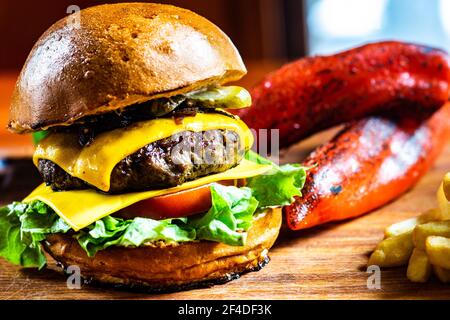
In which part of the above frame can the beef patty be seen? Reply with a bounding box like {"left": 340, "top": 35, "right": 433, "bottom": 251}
{"left": 38, "top": 129, "right": 243, "bottom": 193}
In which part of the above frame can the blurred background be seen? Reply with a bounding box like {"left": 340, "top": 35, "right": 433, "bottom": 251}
{"left": 2, "top": 0, "right": 450, "bottom": 69}
{"left": 1, "top": 0, "right": 450, "bottom": 196}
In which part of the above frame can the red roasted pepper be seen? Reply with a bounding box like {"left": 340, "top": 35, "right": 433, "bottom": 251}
{"left": 285, "top": 104, "right": 450, "bottom": 230}
{"left": 236, "top": 41, "right": 450, "bottom": 149}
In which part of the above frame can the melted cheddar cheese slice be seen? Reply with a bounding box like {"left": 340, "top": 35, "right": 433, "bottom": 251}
{"left": 33, "top": 113, "right": 253, "bottom": 192}
{"left": 24, "top": 159, "right": 271, "bottom": 231}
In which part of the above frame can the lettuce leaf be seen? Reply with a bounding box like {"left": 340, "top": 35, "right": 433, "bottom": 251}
{"left": 32, "top": 131, "right": 48, "bottom": 145}
{"left": 0, "top": 201, "right": 70, "bottom": 268}
{"left": 244, "top": 150, "right": 275, "bottom": 166}
{"left": 76, "top": 216, "right": 196, "bottom": 257}
{"left": 247, "top": 164, "right": 306, "bottom": 208}
{"left": 188, "top": 183, "right": 258, "bottom": 246}
{"left": 246, "top": 151, "right": 307, "bottom": 208}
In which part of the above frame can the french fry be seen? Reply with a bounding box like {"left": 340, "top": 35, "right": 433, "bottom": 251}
{"left": 406, "top": 249, "right": 432, "bottom": 283}
{"left": 368, "top": 231, "right": 414, "bottom": 267}
{"left": 437, "top": 181, "right": 450, "bottom": 220}
{"left": 384, "top": 218, "right": 418, "bottom": 238}
{"left": 426, "top": 236, "right": 450, "bottom": 269}
{"left": 433, "top": 265, "right": 450, "bottom": 283}
{"left": 384, "top": 209, "right": 438, "bottom": 238}
{"left": 443, "top": 172, "right": 450, "bottom": 201}
{"left": 369, "top": 173, "right": 450, "bottom": 284}
{"left": 413, "top": 221, "right": 450, "bottom": 250}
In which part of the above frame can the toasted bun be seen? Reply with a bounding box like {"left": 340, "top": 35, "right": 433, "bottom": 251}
{"left": 43, "top": 208, "right": 281, "bottom": 292}
{"left": 9, "top": 3, "right": 246, "bottom": 133}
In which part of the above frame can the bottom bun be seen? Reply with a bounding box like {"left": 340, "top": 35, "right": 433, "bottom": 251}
{"left": 43, "top": 207, "right": 282, "bottom": 292}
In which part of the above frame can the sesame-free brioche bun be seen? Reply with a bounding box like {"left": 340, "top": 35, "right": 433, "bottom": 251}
{"left": 9, "top": 3, "right": 246, "bottom": 133}
{"left": 43, "top": 208, "right": 281, "bottom": 292}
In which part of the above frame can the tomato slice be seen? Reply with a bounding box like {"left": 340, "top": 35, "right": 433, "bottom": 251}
{"left": 115, "top": 180, "right": 239, "bottom": 220}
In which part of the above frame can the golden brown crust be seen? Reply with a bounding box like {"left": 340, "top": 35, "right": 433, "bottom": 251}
{"left": 43, "top": 208, "right": 281, "bottom": 291}
{"left": 9, "top": 3, "right": 246, "bottom": 133}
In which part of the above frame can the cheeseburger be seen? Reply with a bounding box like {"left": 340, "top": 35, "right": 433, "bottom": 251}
{"left": 1, "top": 3, "right": 306, "bottom": 291}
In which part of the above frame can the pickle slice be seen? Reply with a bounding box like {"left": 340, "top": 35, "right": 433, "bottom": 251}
{"left": 187, "top": 86, "right": 251, "bottom": 109}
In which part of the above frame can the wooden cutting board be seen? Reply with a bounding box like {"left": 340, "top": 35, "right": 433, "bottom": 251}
{"left": 0, "top": 129, "right": 449, "bottom": 300}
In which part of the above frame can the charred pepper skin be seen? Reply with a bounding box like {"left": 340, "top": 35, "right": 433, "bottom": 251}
{"left": 284, "top": 104, "right": 450, "bottom": 230}
{"left": 236, "top": 41, "right": 450, "bottom": 149}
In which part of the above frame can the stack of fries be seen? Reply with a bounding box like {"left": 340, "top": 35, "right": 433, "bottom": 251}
{"left": 369, "top": 172, "right": 450, "bottom": 283}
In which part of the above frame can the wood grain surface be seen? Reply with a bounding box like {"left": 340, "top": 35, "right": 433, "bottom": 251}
{"left": 0, "top": 129, "right": 449, "bottom": 300}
